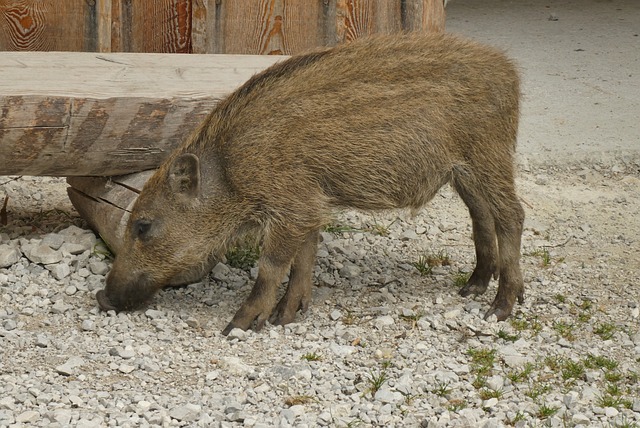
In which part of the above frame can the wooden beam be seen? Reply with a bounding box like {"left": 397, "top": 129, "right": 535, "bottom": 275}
{"left": 0, "top": 51, "right": 286, "bottom": 176}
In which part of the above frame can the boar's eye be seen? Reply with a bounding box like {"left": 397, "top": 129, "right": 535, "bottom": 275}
{"left": 132, "top": 219, "right": 152, "bottom": 240}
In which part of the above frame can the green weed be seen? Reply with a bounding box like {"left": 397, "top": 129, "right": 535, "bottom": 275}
{"left": 537, "top": 403, "right": 559, "bottom": 419}
{"left": 497, "top": 329, "right": 519, "bottom": 342}
{"left": 452, "top": 271, "right": 471, "bottom": 288}
{"left": 561, "top": 360, "right": 585, "bottom": 381}
{"left": 301, "top": 352, "right": 322, "bottom": 362}
{"left": 412, "top": 255, "right": 433, "bottom": 276}
{"left": 553, "top": 320, "right": 576, "bottom": 341}
{"left": 507, "top": 362, "right": 535, "bottom": 383}
{"left": 594, "top": 322, "right": 617, "bottom": 340}
{"left": 225, "top": 243, "right": 260, "bottom": 270}
{"left": 432, "top": 380, "right": 452, "bottom": 397}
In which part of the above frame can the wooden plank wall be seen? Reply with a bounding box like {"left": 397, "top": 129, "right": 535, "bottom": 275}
{"left": 0, "top": 0, "right": 444, "bottom": 54}
{"left": 0, "top": 0, "right": 96, "bottom": 51}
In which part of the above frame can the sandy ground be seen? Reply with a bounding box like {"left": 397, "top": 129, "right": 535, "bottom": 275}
{"left": 447, "top": 0, "right": 640, "bottom": 167}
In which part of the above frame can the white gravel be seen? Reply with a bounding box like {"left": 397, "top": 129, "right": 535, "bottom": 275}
{"left": 1, "top": 162, "right": 639, "bottom": 428}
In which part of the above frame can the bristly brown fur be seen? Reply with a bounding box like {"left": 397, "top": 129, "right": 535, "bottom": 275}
{"left": 100, "top": 33, "right": 525, "bottom": 334}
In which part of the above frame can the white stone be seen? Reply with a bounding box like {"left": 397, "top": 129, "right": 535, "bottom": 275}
{"left": 144, "top": 309, "right": 164, "bottom": 319}
{"left": 47, "top": 262, "right": 71, "bottom": 280}
{"left": 571, "top": 413, "right": 591, "bottom": 425}
{"left": 373, "top": 315, "right": 395, "bottom": 329}
{"left": 16, "top": 411, "right": 39, "bottom": 423}
{"left": 52, "top": 409, "right": 72, "bottom": 425}
{"left": 486, "top": 375, "right": 504, "bottom": 392}
{"left": 330, "top": 310, "right": 342, "bottom": 321}
{"left": 604, "top": 407, "right": 618, "bottom": 417}
{"left": 59, "top": 242, "right": 87, "bottom": 255}
{"left": 169, "top": 404, "right": 201, "bottom": 422}
{"left": 482, "top": 397, "right": 499, "bottom": 409}
{"left": 329, "top": 343, "right": 356, "bottom": 357}
{"left": 374, "top": 389, "right": 403, "bottom": 404}
{"left": 118, "top": 346, "right": 135, "bottom": 359}
{"left": 81, "top": 320, "right": 94, "bottom": 331}
{"left": 226, "top": 328, "right": 247, "bottom": 341}
{"left": 56, "top": 356, "right": 84, "bottom": 376}
{"left": 563, "top": 391, "right": 579, "bottom": 409}
{"left": 0, "top": 397, "right": 14, "bottom": 410}
{"left": 211, "top": 262, "right": 230, "bottom": 280}
{"left": 0, "top": 244, "right": 21, "bottom": 268}
{"left": 339, "top": 263, "right": 361, "bottom": 279}
{"left": 25, "top": 244, "right": 63, "bottom": 264}
{"left": 443, "top": 308, "right": 461, "bottom": 319}
{"left": 89, "top": 260, "right": 109, "bottom": 275}
{"left": 119, "top": 364, "right": 136, "bottom": 374}
{"left": 220, "top": 356, "right": 253, "bottom": 375}
{"left": 42, "top": 233, "right": 65, "bottom": 250}
{"left": 51, "top": 299, "right": 70, "bottom": 314}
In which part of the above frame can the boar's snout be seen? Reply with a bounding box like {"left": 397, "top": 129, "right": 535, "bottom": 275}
{"left": 96, "top": 269, "right": 159, "bottom": 312}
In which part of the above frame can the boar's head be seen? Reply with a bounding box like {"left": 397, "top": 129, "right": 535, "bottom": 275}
{"left": 97, "top": 152, "right": 241, "bottom": 312}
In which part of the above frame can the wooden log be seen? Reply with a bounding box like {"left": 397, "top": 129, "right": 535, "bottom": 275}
{"left": 67, "top": 171, "right": 154, "bottom": 254}
{"left": 0, "top": 51, "right": 286, "bottom": 176}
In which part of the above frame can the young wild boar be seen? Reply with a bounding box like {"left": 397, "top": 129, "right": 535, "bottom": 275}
{"left": 96, "top": 33, "right": 525, "bottom": 334}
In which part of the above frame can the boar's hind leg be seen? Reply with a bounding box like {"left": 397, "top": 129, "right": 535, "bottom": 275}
{"left": 271, "top": 229, "right": 319, "bottom": 326}
{"left": 485, "top": 187, "right": 525, "bottom": 321}
{"left": 222, "top": 225, "right": 309, "bottom": 335}
{"left": 453, "top": 179, "right": 498, "bottom": 298}
{"left": 452, "top": 166, "right": 525, "bottom": 321}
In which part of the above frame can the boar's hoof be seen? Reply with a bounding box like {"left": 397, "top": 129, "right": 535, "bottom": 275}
{"left": 270, "top": 293, "right": 310, "bottom": 326}
{"left": 96, "top": 290, "right": 117, "bottom": 312}
{"left": 483, "top": 300, "right": 514, "bottom": 322}
{"left": 222, "top": 298, "right": 276, "bottom": 334}
{"left": 222, "top": 312, "right": 268, "bottom": 335}
{"left": 458, "top": 273, "right": 490, "bottom": 297}
{"left": 222, "top": 319, "right": 266, "bottom": 336}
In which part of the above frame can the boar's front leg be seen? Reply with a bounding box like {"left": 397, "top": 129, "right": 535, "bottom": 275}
{"left": 270, "top": 229, "right": 319, "bottom": 326}
{"left": 222, "top": 226, "right": 308, "bottom": 335}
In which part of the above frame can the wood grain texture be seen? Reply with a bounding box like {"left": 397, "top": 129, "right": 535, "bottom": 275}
{"left": 0, "top": 0, "right": 95, "bottom": 51}
{"left": 97, "top": 0, "right": 112, "bottom": 52}
{"left": 0, "top": 51, "right": 286, "bottom": 176}
{"left": 333, "top": 0, "right": 401, "bottom": 44}
{"left": 211, "top": 0, "right": 323, "bottom": 55}
{"left": 190, "top": 0, "right": 211, "bottom": 54}
{"left": 402, "top": 0, "right": 446, "bottom": 33}
{"left": 130, "top": 0, "right": 193, "bottom": 52}
{"left": 1, "top": 0, "right": 445, "bottom": 54}
{"left": 198, "top": 0, "right": 443, "bottom": 54}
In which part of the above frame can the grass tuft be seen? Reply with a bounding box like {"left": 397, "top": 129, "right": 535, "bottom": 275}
{"left": 225, "top": 242, "right": 260, "bottom": 270}
{"left": 301, "top": 352, "right": 322, "bottom": 362}
{"left": 594, "top": 322, "right": 617, "bottom": 340}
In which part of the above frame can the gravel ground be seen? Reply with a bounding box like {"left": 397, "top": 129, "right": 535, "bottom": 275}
{"left": 1, "top": 161, "right": 639, "bottom": 428}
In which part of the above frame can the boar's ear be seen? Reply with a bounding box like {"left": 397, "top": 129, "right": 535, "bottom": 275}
{"left": 169, "top": 153, "right": 201, "bottom": 199}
